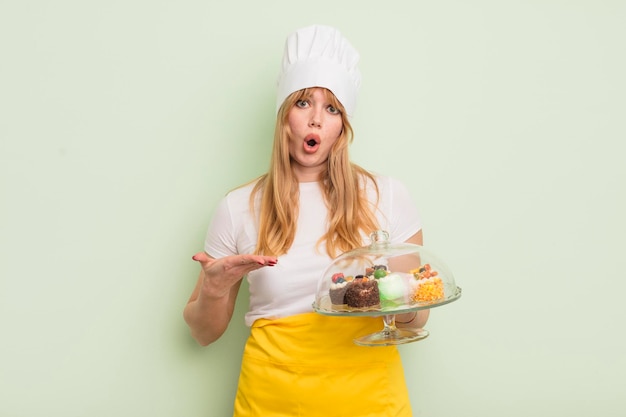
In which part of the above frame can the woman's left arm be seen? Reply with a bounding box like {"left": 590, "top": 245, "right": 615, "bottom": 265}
{"left": 395, "top": 229, "right": 430, "bottom": 329}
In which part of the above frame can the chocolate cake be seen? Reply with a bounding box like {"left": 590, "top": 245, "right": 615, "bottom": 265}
{"left": 344, "top": 277, "right": 380, "bottom": 308}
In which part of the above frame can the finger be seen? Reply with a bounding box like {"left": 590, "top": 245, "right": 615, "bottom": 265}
{"left": 232, "top": 256, "right": 263, "bottom": 269}
{"left": 238, "top": 255, "right": 278, "bottom": 267}
{"left": 191, "top": 252, "right": 211, "bottom": 264}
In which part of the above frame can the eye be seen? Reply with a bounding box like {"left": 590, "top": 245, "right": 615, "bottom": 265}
{"left": 295, "top": 100, "right": 310, "bottom": 108}
{"left": 326, "top": 105, "right": 340, "bottom": 115}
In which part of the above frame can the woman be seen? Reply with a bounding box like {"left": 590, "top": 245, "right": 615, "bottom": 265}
{"left": 184, "top": 25, "right": 428, "bottom": 416}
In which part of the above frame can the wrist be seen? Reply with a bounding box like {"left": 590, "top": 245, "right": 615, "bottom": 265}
{"left": 395, "top": 312, "right": 417, "bottom": 324}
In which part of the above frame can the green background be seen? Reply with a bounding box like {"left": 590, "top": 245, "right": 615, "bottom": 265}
{"left": 1, "top": 1, "right": 625, "bottom": 416}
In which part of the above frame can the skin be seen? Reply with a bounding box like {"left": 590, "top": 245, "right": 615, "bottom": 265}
{"left": 183, "top": 87, "right": 428, "bottom": 345}
{"left": 183, "top": 253, "right": 277, "bottom": 346}
{"left": 287, "top": 88, "right": 344, "bottom": 182}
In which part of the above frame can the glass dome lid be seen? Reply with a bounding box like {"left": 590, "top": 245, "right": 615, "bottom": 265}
{"left": 313, "top": 230, "right": 462, "bottom": 317}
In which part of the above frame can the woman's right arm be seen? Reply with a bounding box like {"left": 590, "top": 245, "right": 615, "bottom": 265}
{"left": 183, "top": 252, "right": 277, "bottom": 346}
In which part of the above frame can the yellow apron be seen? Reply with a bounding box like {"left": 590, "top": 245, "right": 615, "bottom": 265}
{"left": 233, "top": 312, "right": 412, "bottom": 417}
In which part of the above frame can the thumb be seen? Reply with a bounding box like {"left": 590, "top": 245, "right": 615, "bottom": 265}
{"left": 191, "top": 252, "right": 211, "bottom": 264}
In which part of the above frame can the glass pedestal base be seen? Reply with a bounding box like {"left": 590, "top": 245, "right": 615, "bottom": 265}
{"left": 353, "top": 315, "right": 430, "bottom": 346}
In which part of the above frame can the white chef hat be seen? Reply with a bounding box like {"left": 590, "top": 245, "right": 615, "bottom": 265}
{"left": 276, "top": 25, "right": 361, "bottom": 117}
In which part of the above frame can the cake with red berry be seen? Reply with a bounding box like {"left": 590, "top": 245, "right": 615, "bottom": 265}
{"left": 329, "top": 273, "right": 350, "bottom": 304}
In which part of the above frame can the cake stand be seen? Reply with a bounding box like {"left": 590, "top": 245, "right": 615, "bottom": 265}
{"left": 312, "top": 230, "right": 462, "bottom": 346}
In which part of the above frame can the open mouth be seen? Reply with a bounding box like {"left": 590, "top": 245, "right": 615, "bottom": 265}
{"left": 304, "top": 135, "right": 320, "bottom": 148}
{"left": 303, "top": 134, "right": 321, "bottom": 153}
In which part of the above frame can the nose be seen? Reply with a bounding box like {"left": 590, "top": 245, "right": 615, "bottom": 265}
{"left": 308, "top": 105, "right": 323, "bottom": 128}
{"left": 309, "top": 111, "right": 322, "bottom": 128}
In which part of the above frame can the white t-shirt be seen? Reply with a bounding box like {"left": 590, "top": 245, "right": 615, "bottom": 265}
{"left": 204, "top": 175, "right": 422, "bottom": 326}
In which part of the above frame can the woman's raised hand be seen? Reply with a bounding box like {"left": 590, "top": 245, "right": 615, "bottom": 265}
{"left": 191, "top": 252, "right": 278, "bottom": 299}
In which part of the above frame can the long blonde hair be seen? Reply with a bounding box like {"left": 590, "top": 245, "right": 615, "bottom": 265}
{"left": 251, "top": 88, "right": 379, "bottom": 257}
